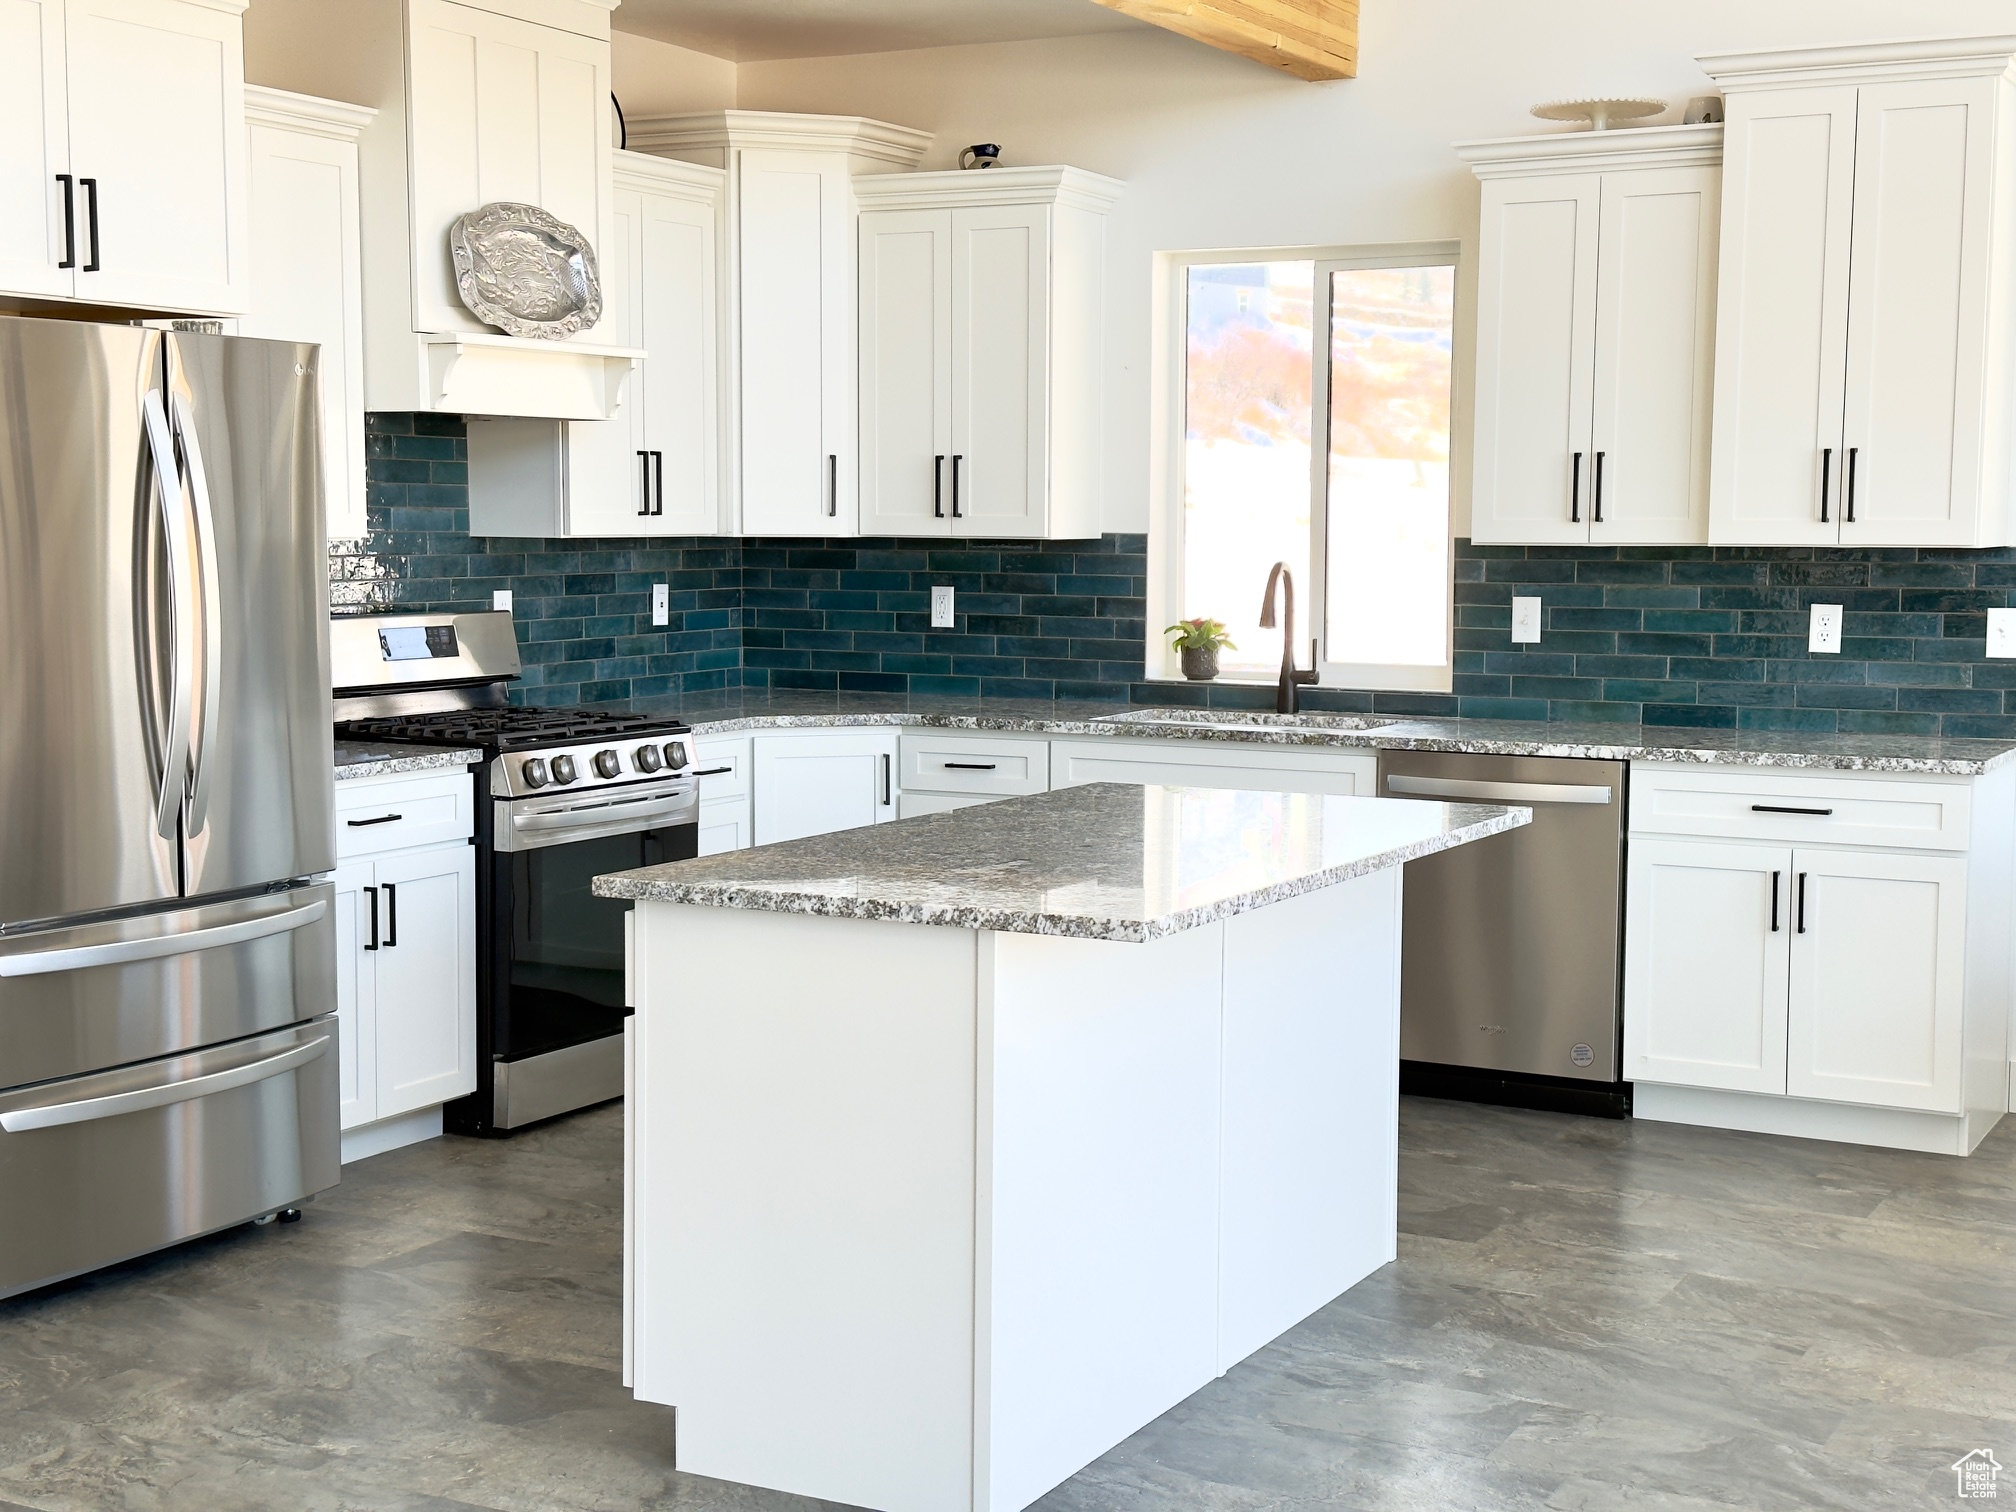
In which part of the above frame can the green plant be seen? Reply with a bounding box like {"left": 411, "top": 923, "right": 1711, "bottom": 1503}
{"left": 1165, "top": 618, "right": 1237, "bottom": 652}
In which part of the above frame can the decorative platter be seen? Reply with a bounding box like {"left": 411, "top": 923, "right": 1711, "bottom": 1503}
{"left": 448, "top": 202, "right": 603, "bottom": 339}
{"left": 1530, "top": 97, "right": 1667, "bottom": 131}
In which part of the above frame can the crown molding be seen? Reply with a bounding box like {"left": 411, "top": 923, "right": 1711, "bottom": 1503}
{"left": 613, "top": 148, "right": 726, "bottom": 197}
{"left": 1455, "top": 122, "right": 1722, "bottom": 179}
{"left": 852, "top": 164, "right": 1126, "bottom": 213}
{"left": 627, "top": 111, "right": 933, "bottom": 170}
{"left": 244, "top": 84, "right": 376, "bottom": 140}
{"left": 1700, "top": 34, "right": 2016, "bottom": 90}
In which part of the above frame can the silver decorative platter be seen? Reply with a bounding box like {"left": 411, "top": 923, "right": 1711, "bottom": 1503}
{"left": 448, "top": 202, "right": 603, "bottom": 339}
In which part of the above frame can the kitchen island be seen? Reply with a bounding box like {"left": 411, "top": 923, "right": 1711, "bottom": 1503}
{"left": 596, "top": 782, "right": 1527, "bottom": 1512}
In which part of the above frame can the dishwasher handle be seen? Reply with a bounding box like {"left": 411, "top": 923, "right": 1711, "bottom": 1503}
{"left": 1384, "top": 774, "right": 1613, "bottom": 806}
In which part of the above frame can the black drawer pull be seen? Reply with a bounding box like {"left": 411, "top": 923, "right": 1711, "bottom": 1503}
{"left": 942, "top": 762, "right": 998, "bottom": 771}
{"left": 694, "top": 766, "right": 733, "bottom": 777}
{"left": 347, "top": 813, "right": 404, "bottom": 827}
{"left": 1751, "top": 804, "right": 1833, "bottom": 817}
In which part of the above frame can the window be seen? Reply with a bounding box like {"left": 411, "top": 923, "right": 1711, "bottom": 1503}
{"left": 1161, "top": 246, "right": 1457, "bottom": 690}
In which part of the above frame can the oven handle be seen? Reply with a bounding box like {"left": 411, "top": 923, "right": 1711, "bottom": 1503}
{"left": 510, "top": 790, "right": 695, "bottom": 832}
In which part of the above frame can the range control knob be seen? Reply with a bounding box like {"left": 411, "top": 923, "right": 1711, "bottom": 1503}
{"left": 521, "top": 757, "right": 550, "bottom": 789}
{"left": 634, "top": 744, "right": 664, "bottom": 773}
{"left": 663, "top": 741, "right": 690, "bottom": 770}
{"left": 593, "top": 749, "right": 623, "bottom": 780}
{"left": 550, "top": 754, "right": 578, "bottom": 785}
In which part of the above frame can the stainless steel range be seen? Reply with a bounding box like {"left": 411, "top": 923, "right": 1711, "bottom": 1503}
{"left": 331, "top": 612, "right": 697, "bottom": 1134}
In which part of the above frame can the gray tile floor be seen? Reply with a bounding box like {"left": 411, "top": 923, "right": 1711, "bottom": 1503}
{"left": 3, "top": 1097, "right": 2013, "bottom": 1510}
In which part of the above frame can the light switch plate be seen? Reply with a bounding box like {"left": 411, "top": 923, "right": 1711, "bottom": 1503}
{"left": 1511, "top": 596, "right": 1542, "bottom": 644}
{"left": 491, "top": 589, "right": 512, "bottom": 612}
{"left": 1809, "top": 603, "right": 1843, "bottom": 654}
{"left": 652, "top": 583, "right": 670, "bottom": 627}
{"left": 1989, "top": 608, "right": 2016, "bottom": 658}
{"left": 931, "top": 585, "right": 956, "bottom": 628}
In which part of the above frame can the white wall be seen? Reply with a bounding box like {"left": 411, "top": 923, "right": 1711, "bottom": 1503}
{"left": 612, "top": 30, "right": 736, "bottom": 119}
{"left": 698, "top": 2, "right": 2016, "bottom": 535}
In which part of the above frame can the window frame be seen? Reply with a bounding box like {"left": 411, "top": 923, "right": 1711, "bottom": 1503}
{"left": 1151, "top": 241, "right": 1462, "bottom": 693}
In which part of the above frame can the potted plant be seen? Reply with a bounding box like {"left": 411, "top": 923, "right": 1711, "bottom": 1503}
{"left": 1166, "top": 618, "right": 1236, "bottom": 681}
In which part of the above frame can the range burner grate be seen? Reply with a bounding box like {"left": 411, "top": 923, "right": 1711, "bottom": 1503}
{"left": 337, "top": 706, "right": 685, "bottom": 751}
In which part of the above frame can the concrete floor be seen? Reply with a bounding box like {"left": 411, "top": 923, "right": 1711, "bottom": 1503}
{"left": 2, "top": 1097, "right": 2013, "bottom": 1510}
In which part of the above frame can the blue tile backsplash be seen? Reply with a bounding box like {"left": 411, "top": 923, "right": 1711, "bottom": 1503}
{"left": 335, "top": 415, "right": 2016, "bottom": 733}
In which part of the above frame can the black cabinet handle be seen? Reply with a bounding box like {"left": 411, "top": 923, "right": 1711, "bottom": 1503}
{"left": 827, "top": 453, "right": 838, "bottom": 517}
{"left": 55, "top": 174, "right": 75, "bottom": 269}
{"left": 1820, "top": 447, "right": 1832, "bottom": 523}
{"left": 79, "top": 177, "right": 98, "bottom": 272}
{"left": 346, "top": 813, "right": 403, "bottom": 827}
{"left": 637, "top": 450, "right": 651, "bottom": 516}
{"left": 1592, "top": 451, "right": 1605, "bottom": 524}
{"left": 881, "top": 752, "right": 892, "bottom": 806}
{"left": 951, "top": 454, "right": 963, "bottom": 519}
{"left": 1570, "top": 451, "right": 1582, "bottom": 523}
{"left": 694, "top": 765, "right": 733, "bottom": 777}
{"left": 934, "top": 454, "right": 945, "bottom": 519}
{"left": 1770, "top": 870, "right": 1781, "bottom": 933}
{"left": 1751, "top": 804, "right": 1833, "bottom": 816}
{"left": 364, "top": 886, "right": 379, "bottom": 951}
{"left": 943, "top": 762, "right": 997, "bottom": 771}
{"left": 652, "top": 450, "right": 665, "bottom": 515}
{"left": 1796, "top": 871, "right": 1808, "bottom": 934}
{"left": 1844, "top": 447, "right": 1858, "bottom": 524}
{"left": 384, "top": 882, "right": 398, "bottom": 947}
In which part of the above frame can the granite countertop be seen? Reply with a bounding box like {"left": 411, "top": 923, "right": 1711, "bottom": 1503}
{"left": 334, "top": 741, "right": 484, "bottom": 781}
{"left": 592, "top": 781, "right": 1529, "bottom": 943}
{"left": 590, "top": 690, "right": 2016, "bottom": 776}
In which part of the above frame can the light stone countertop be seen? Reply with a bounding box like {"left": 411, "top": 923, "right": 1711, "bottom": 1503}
{"left": 597, "top": 691, "right": 2016, "bottom": 776}
{"left": 592, "top": 782, "right": 1529, "bottom": 943}
{"left": 334, "top": 742, "right": 484, "bottom": 781}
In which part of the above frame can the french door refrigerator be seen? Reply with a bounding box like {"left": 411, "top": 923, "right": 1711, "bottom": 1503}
{"left": 0, "top": 317, "right": 339, "bottom": 1300}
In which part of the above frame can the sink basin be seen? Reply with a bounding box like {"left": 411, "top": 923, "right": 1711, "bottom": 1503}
{"left": 1095, "top": 709, "right": 1393, "bottom": 733}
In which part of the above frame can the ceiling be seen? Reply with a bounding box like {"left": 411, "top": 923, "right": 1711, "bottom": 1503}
{"left": 611, "top": 0, "right": 1151, "bottom": 63}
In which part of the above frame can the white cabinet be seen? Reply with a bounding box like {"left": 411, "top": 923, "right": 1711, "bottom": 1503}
{"left": 0, "top": 0, "right": 248, "bottom": 312}
{"left": 1702, "top": 38, "right": 2016, "bottom": 546}
{"left": 629, "top": 111, "right": 932, "bottom": 536}
{"left": 693, "top": 733, "right": 751, "bottom": 855}
{"left": 1049, "top": 737, "right": 1377, "bottom": 797}
{"left": 242, "top": 86, "right": 372, "bottom": 539}
{"left": 752, "top": 729, "right": 900, "bottom": 844}
{"left": 465, "top": 151, "right": 725, "bottom": 537}
{"left": 1460, "top": 126, "right": 1719, "bottom": 545}
{"left": 856, "top": 168, "right": 1122, "bottom": 539}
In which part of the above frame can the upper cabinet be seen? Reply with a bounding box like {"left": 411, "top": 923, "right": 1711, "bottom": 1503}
{"left": 855, "top": 167, "right": 1122, "bottom": 540}
{"left": 0, "top": 0, "right": 249, "bottom": 314}
{"left": 242, "top": 0, "right": 639, "bottom": 421}
{"left": 1702, "top": 36, "right": 2016, "bottom": 547}
{"left": 1460, "top": 126, "right": 1720, "bottom": 546}
{"left": 631, "top": 112, "right": 933, "bottom": 537}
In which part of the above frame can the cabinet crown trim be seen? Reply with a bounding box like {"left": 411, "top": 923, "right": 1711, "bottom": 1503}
{"left": 626, "top": 110, "right": 933, "bottom": 169}
{"left": 1456, "top": 122, "right": 1722, "bottom": 179}
{"left": 612, "top": 148, "right": 727, "bottom": 197}
{"left": 245, "top": 84, "right": 377, "bottom": 140}
{"left": 1700, "top": 33, "right": 2016, "bottom": 89}
{"left": 853, "top": 164, "right": 1126, "bottom": 212}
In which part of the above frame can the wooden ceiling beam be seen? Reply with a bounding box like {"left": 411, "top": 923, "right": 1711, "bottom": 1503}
{"left": 1090, "top": 0, "right": 1357, "bottom": 82}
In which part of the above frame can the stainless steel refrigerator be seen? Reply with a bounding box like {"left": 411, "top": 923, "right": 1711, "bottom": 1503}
{"left": 0, "top": 317, "right": 339, "bottom": 1300}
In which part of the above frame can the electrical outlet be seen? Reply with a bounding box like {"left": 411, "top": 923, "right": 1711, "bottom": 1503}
{"left": 1989, "top": 608, "right": 2016, "bottom": 658}
{"left": 1808, "top": 603, "right": 1843, "bottom": 654}
{"left": 931, "top": 585, "right": 956, "bottom": 628}
{"left": 1511, "top": 596, "right": 1542, "bottom": 644}
{"left": 652, "top": 583, "right": 670, "bottom": 627}
{"left": 491, "top": 589, "right": 512, "bottom": 612}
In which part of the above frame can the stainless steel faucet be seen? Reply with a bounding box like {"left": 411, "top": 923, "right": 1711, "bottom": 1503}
{"left": 1257, "top": 562, "right": 1319, "bottom": 714}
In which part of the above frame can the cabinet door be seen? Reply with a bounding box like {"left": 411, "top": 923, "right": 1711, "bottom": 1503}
{"left": 65, "top": 0, "right": 247, "bottom": 313}
{"left": 753, "top": 732, "right": 899, "bottom": 844}
{"left": 1468, "top": 172, "right": 1598, "bottom": 544}
{"left": 1589, "top": 165, "right": 1718, "bottom": 545}
{"left": 1787, "top": 847, "right": 1966, "bottom": 1113}
{"left": 1623, "top": 838, "right": 1790, "bottom": 1094}
{"left": 638, "top": 186, "right": 721, "bottom": 533}
{"left": 0, "top": 0, "right": 72, "bottom": 299}
{"left": 332, "top": 859, "right": 378, "bottom": 1131}
{"left": 697, "top": 796, "right": 750, "bottom": 856}
{"left": 242, "top": 119, "right": 367, "bottom": 537}
{"left": 738, "top": 149, "right": 853, "bottom": 534}
{"left": 950, "top": 202, "right": 1048, "bottom": 538}
{"left": 405, "top": 0, "right": 609, "bottom": 337}
{"left": 1839, "top": 78, "right": 1995, "bottom": 547}
{"left": 1708, "top": 86, "right": 1858, "bottom": 545}
{"left": 859, "top": 208, "right": 952, "bottom": 536}
{"left": 564, "top": 187, "right": 652, "bottom": 536}
{"left": 370, "top": 842, "right": 478, "bottom": 1120}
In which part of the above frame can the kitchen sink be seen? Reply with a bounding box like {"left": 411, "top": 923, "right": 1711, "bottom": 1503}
{"left": 1094, "top": 709, "right": 1395, "bottom": 733}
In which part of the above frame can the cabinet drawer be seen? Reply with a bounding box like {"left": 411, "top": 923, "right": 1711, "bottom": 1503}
{"left": 334, "top": 771, "right": 475, "bottom": 859}
{"left": 1050, "top": 737, "right": 1378, "bottom": 796}
{"left": 898, "top": 791, "right": 999, "bottom": 819}
{"left": 698, "top": 796, "right": 751, "bottom": 857}
{"left": 899, "top": 733, "right": 1049, "bottom": 796}
{"left": 692, "top": 736, "right": 751, "bottom": 800}
{"left": 1629, "top": 765, "right": 1971, "bottom": 852}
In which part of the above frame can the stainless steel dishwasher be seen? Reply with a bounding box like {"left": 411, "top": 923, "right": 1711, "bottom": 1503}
{"left": 1375, "top": 749, "right": 1628, "bottom": 1116}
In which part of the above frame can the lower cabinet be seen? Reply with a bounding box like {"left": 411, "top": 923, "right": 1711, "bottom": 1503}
{"left": 752, "top": 730, "right": 900, "bottom": 845}
{"left": 332, "top": 839, "right": 477, "bottom": 1137}
{"left": 693, "top": 733, "right": 752, "bottom": 855}
{"left": 1049, "top": 737, "right": 1378, "bottom": 796}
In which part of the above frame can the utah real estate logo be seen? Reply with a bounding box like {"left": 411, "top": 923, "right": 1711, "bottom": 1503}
{"left": 1956, "top": 1449, "right": 2002, "bottom": 1500}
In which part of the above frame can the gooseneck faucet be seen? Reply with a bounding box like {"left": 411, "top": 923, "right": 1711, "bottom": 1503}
{"left": 1258, "top": 562, "right": 1320, "bottom": 714}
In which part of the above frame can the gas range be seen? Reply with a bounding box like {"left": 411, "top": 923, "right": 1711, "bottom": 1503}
{"left": 333, "top": 705, "right": 697, "bottom": 799}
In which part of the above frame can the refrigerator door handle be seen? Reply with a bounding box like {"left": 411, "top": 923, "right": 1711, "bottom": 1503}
{"left": 0, "top": 896, "right": 327, "bottom": 979}
{"left": 140, "top": 389, "right": 195, "bottom": 841}
{"left": 170, "top": 391, "right": 224, "bottom": 838}
{"left": 0, "top": 1032, "right": 331, "bottom": 1134}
